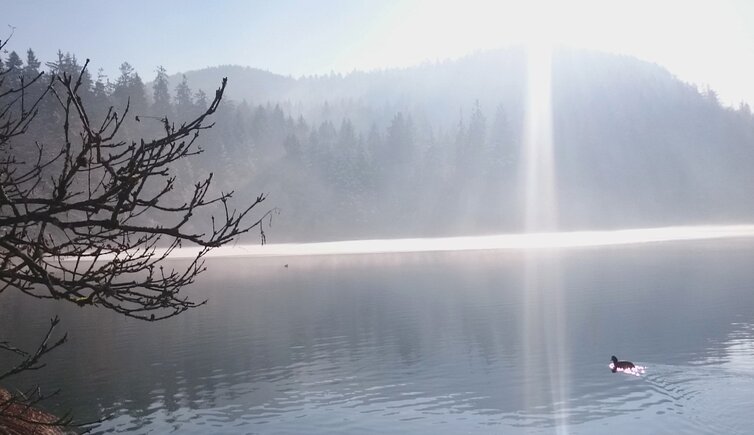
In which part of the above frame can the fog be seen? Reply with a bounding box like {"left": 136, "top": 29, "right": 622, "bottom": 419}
{"left": 169, "top": 48, "right": 754, "bottom": 243}
{"left": 7, "top": 5, "right": 754, "bottom": 432}
{"left": 8, "top": 46, "right": 754, "bottom": 244}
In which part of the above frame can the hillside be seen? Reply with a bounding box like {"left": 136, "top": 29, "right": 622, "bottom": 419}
{"left": 166, "top": 48, "right": 752, "bottom": 241}
{"left": 103, "top": 48, "right": 754, "bottom": 241}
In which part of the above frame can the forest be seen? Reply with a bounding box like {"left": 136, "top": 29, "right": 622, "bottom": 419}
{"left": 5, "top": 47, "right": 754, "bottom": 243}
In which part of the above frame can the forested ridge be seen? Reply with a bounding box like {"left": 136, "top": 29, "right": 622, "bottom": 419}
{"left": 5, "top": 47, "right": 754, "bottom": 243}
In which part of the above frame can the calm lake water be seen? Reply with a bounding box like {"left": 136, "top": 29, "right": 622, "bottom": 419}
{"left": 4, "top": 239, "right": 754, "bottom": 434}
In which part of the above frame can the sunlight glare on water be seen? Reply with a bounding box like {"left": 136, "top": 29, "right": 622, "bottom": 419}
{"left": 608, "top": 363, "right": 647, "bottom": 377}
{"left": 126, "top": 225, "right": 754, "bottom": 260}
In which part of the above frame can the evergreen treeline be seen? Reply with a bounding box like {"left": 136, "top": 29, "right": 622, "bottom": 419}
{"left": 5, "top": 47, "right": 754, "bottom": 242}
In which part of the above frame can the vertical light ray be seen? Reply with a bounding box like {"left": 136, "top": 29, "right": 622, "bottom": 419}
{"left": 523, "top": 41, "right": 556, "bottom": 233}
{"left": 521, "top": 41, "right": 569, "bottom": 433}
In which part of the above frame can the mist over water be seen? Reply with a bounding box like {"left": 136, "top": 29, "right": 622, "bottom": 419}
{"left": 9, "top": 240, "right": 754, "bottom": 434}
{"left": 150, "top": 225, "right": 754, "bottom": 259}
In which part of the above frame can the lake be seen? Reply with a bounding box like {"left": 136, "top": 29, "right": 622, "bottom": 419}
{"left": 4, "top": 238, "right": 754, "bottom": 434}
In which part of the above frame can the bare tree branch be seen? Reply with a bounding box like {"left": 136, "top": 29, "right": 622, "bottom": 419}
{"left": 0, "top": 49, "right": 273, "bottom": 430}
{"left": 1, "top": 61, "right": 270, "bottom": 320}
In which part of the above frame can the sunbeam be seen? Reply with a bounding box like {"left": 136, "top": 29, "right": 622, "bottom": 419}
{"left": 520, "top": 40, "right": 570, "bottom": 433}
{"left": 523, "top": 41, "right": 557, "bottom": 233}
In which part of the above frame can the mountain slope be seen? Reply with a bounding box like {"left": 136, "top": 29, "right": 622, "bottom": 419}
{"left": 169, "top": 48, "right": 754, "bottom": 241}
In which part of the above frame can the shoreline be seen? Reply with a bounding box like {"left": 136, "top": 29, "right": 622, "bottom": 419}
{"left": 0, "top": 388, "right": 64, "bottom": 435}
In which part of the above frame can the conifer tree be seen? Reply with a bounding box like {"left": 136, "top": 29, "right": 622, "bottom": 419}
{"left": 3, "top": 51, "right": 23, "bottom": 88}
{"left": 194, "top": 89, "right": 208, "bottom": 112}
{"left": 112, "top": 62, "right": 147, "bottom": 116}
{"left": 152, "top": 65, "right": 172, "bottom": 118}
{"left": 22, "top": 49, "right": 40, "bottom": 78}
{"left": 4, "top": 50, "right": 22, "bottom": 71}
{"left": 174, "top": 74, "right": 193, "bottom": 119}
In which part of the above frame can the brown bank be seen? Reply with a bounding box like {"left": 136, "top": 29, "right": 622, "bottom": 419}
{"left": 0, "top": 389, "right": 64, "bottom": 435}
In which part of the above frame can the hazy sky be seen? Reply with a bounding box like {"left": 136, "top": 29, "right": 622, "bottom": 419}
{"left": 4, "top": 0, "right": 754, "bottom": 106}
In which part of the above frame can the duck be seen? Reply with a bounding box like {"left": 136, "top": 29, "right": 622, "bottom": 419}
{"left": 610, "top": 355, "right": 635, "bottom": 373}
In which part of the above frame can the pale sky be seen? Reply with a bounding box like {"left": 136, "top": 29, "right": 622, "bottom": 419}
{"left": 4, "top": 0, "right": 754, "bottom": 106}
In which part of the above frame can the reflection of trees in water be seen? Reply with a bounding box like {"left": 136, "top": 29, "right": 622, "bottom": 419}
{"left": 5, "top": 245, "right": 754, "bottom": 427}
